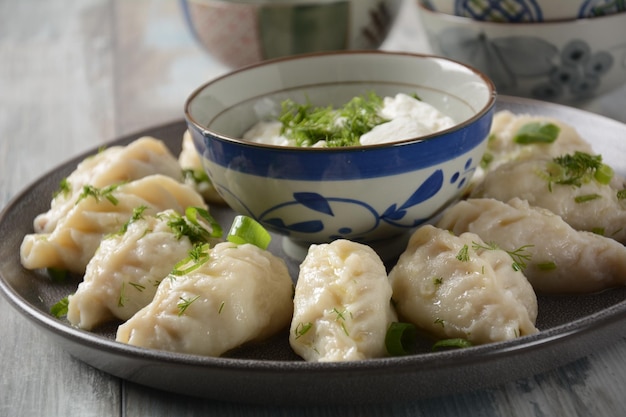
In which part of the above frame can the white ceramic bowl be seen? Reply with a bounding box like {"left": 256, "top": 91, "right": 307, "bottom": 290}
{"left": 184, "top": 51, "right": 496, "bottom": 258}
{"left": 180, "top": 0, "right": 403, "bottom": 68}
{"left": 420, "top": 0, "right": 626, "bottom": 22}
{"left": 417, "top": 4, "right": 626, "bottom": 105}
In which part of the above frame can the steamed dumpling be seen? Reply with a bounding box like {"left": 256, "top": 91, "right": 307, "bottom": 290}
{"left": 179, "top": 130, "right": 225, "bottom": 204}
{"left": 471, "top": 156, "right": 626, "bottom": 244}
{"left": 20, "top": 174, "right": 207, "bottom": 273}
{"left": 388, "top": 225, "right": 538, "bottom": 345}
{"left": 116, "top": 241, "right": 294, "bottom": 357}
{"left": 67, "top": 208, "right": 222, "bottom": 330}
{"left": 473, "top": 110, "right": 593, "bottom": 186}
{"left": 438, "top": 198, "right": 626, "bottom": 294}
{"left": 34, "top": 137, "right": 183, "bottom": 234}
{"left": 289, "top": 239, "right": 397, "bottom": 362}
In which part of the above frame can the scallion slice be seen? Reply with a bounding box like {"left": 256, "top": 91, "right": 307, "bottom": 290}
{"left": 513, "top": 122, "right": 560, "bottom": 144}
{"left": 385, "top": 322, "right": 417, "bottom": 356}
{"left": 594, "top": 163, "right": 614, "bottom": 185}
{"left": 432, "top": 338, "right": 473, "bottom": 351}
{"left": 227, "top": 215, "right": 271, "bottom": 250}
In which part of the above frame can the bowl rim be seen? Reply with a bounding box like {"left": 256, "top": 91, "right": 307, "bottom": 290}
{"left": 184, "top": 50, "right": 497, "bottom": 152}
{"left": 416, "top": 1, "right": 626, "bottom": 25}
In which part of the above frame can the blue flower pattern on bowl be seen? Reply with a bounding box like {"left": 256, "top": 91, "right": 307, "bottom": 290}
{"left": 446, "top": 0, "right": 626, "bottom": 21}
{"left": 437, "top": 28, "right": 626, "bottom": 101}
{"left": 215, "top": 158, "right": 475, "bottom": 242}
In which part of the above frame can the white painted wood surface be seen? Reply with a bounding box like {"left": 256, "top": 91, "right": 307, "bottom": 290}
{"left": 1, "top": 1, "right": 625, "bottom": 415}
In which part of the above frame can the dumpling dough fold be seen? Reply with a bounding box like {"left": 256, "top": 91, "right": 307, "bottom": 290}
{"left": 289, "top": 239, "right": 397, "bottom": 362}
{"left": 67, "top": 209, "right": 222, "bottom": 330}
{"left": 471, "top": 157, "right": 626, "bottom": 243}
{"left": 20, "top": 174, "right": 206, "bottom": 273}
{"left": 388, "top": 225, "right": 538, "bottom": 345}
{"left": 116, "top": 242, "right": 294, "bottom": 357}
{"left": 437, "top": 198, "right": 626, "bottom": 294}
{"left": 34, "top": 137, "right": 183, "bottom": 234}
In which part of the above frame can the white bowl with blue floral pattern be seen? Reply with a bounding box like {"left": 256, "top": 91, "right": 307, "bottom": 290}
{"left": 417, "top": 3, "right": 626, "bottom": 105}
{"left": 184, "top": 51, "right": 495, "bottom": 257}
{"left": 420, "top": 0, "right": 625, "bottom": 22}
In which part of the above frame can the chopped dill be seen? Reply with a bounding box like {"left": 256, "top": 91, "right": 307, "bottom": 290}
{"left": 177, "top": 295, "right": 200, "bottom": 316}
{"left": 456, "top": 244, "right": 470, "bottom": 262}
{"left": 76, "top": 183, "right": 123, "bottom": 205}
{"left": 278, "top": 92, "right": 389, "bottom": 147}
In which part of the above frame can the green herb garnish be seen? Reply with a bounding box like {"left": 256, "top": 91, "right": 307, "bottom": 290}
{"left": 47, "top": 267, "right": 68, "bottom": 283}
{"left": 165, "top": 207, "right": 222, "bottom": 244}
{"left": 432, "top": 338, "right": 473, "bottom": 351}
{"left": 50, "top": 296, "right": 70, "bottom": 318}
{"left": 227, "top": 215, "right": 271, "bottom": 250}
{"left": 514, "top": 122, "right": 560, "bottom": 144}
{"left": 170, "top": 243, "right": 212, "bottom": 277}
{"left": 472, "top": 241, "right": 533, "bottom": 272}
{"left": 177, "top": 295, "right": 200, "bottom": 316}
{"left": 294, "top": 322, "right": 313, "bottom": 340}
{"left": 385, "top": 322, "right": 417, "bottom": 356}
{"left": 456, "top": 244, "right": 470, "bottom": 262}
{"left": 278, "top": 92, "right": 388, "bottom": 147}
{"left": 545, "top": 151, "right": 613, "bottom": 188}
{"left": 76, "top": 183, "right": 122, "bottom": 205}
{"left": 53, "top": 178, "right": 72, "bottom": 199}
{"left": 574, "top": 193, "right": 602, "bottom": 203}
{"left": 182, "top": 168, "right": 210, "bottom": 185}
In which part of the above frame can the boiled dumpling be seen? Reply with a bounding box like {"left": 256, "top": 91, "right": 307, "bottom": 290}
{"left": 473, "top": 110, "right": 593, "bottom": 186}
{"left": 179, "top": 130, "right": 225, "bottom": 204}
{"left": 438, "top": 198, "right": 626, "bottom": 293}
{"left": 471, "top": 154, "right": 626, "bottom": 244}
{"left": 116, "top": 241, "right": 294, "bottom": 357}
{"left": 289, "top": 239, "right": 397, "bottom": 362}
{"left": 388, "top": 225, "right": 538, "bottom": 345}
{"left": 20, "top": 174, "right": 207, "bottom": 273}
{"left": 67, "top": 208, "right": 222, "bottom": 330}
{"left": 34, "top": 137, "right": 183, "bottom": 234}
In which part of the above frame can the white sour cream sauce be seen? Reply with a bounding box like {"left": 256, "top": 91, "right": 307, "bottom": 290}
{"left": 242, "top": 93, "right": 456, "bottom": 147}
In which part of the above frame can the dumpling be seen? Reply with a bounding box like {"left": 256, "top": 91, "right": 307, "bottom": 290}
{"left": 473, "top": 110, "right": 593, "bottom": 185}
{"left": 35, "top": 137, "right": 183, "bottom": 234}
{"left": 437, "top": 198, "right": 626, "bottom": 294}
{"left": 20, "top": 174, "right": 207, "bottom": 273}
{"left": 179, "top": 130, "right": 225, "bottom": 204}
{"left": 388, "top": 225, "right": 538, "bottom": 345}
{"left": 67, "top": 208, "right": 222, "bottom": 330}
{"left": 471, "top": 154, "right": 626, "bottom": 244}
{"left": 289, "top": 239, "right": 397, "bottom": 362}
{"left": 116, "top": 241, "right": 294, "bottom": 357}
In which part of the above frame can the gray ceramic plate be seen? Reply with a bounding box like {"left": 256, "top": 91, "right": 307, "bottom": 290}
{"left": 1, "top": 96, "right": 625, "bottom": 406}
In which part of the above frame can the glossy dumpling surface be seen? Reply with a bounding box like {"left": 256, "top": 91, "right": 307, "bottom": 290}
{"left": 116, "top": 242, "right": 294, "bottom": 357}
{"left": 388, "top": 225, "right": 538, "bottom": 345}
{"left": 20, "top": 174, "right": 206, "bottom": 273}
{"left": 437, "top": 198, "right": 626, "bottom": 294}
{"left": 289, "top": 239, "right": 397, "bottom": 362}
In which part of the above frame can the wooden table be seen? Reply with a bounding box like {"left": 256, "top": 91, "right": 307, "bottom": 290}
{"left": 1, "top": 1, "right": 625, "bottom": 415}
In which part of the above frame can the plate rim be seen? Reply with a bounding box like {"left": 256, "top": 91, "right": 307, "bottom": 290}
{"left": 1, "top": 94, "right": 625, "bottom": 404}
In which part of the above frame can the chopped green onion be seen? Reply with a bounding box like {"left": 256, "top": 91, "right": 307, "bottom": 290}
{"left": 574, "top": 194, "right": 601, "bottom": 203}
{"left": 513, "top": 122, "right": 560, "bottom": 144}
{"left": 227, "top": 215, "right": 271, "bottom": 250}
{"left": 47, "top": 267, "right": 68, "bottom": 283}
{"left": 385, "top": 322, "right": 417, "bottom": 356}
{"left": 617, "top": 189, "right": 626, "bottom": 200}
{"left": 50, "top": 296, "right": 70, "bottom": 318}
{"left": 432, "top": 338, "right": 473, "bottom": 351}
{"left": 536, "top": 261, "right": 557, "bottom": 271}
{"left": 170, "top": 243, "right": 212, "bottom": 276}
{"left": 594, "top": 163, "right": 614, "bottom": 185}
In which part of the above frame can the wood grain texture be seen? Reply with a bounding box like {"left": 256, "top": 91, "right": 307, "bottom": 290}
{"left": 1, "top": 0, "right": 625, "bottom": 416}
